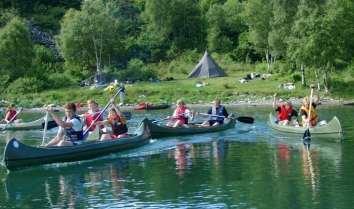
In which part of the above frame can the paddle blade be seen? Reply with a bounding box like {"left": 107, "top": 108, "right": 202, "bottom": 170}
{"left": 303, "top": 128, "right": 311, "bottom": 141}
{"left": 42, "top": 120, "right": 58, "bottom": 130}
{"left": 236, "top": 116, "right": 254, "bottom": 124}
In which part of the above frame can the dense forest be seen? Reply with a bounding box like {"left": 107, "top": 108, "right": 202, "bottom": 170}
{"left": 1, "top": 0, "right": 354, "bottom": 96}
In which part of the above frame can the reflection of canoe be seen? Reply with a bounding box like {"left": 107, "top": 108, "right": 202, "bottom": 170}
{"left": 3, "top": 119, "right": 151, "bottom": 171}
{"left": 134, "top": 103, "right": 170, "bottom": 110}
{"left": 146, "top": 117, "right": 236, "bottom": 138}
{"left": 268, "top": 113, "right": 342, "bottom": 135}
{"left": 0, "top": 117, "right": 44, "bottom": 131}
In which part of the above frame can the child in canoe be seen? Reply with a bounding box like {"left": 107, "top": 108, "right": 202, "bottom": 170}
{"left": 167, "top": 99, "right": 192, "bottom": 127}
{"left": 273, "top": 94, "right": 298, "bottom": 125}
{"left": 94, "top": 102, "right": 128, "bottom": 140}
{"left": 46, "top": 103, "right": 84, "bottom": 147}
{"left": 300, "top": 96, "right": 319, "bottom": 127}
{"left": 83, "top": 100, "right": 103, "bottom": 132}
{"left": 1, "top": 104, "right": 22, "bottom": 124}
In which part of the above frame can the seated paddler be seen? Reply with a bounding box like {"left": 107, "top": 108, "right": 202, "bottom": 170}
{"left": 46, "top": 103, "right": 84, "bottom": 147}
{"left": 83, "top": 100, "right": 103, "bottom": 132}
{"left": 94, "top": 102, "right": 128, "bottom": 140}
{"left": 202, "top": 99, "right": 229, "bottom": 126}
{"left": 167, "top": 99, "right": 192, "bottom": 127}
{"left": 273, "top": 93, "right": 298, "bottom": 125}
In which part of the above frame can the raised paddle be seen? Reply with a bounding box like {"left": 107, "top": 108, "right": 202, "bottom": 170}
{"left": 303, "top": 86, "right": 315, "bottom": 143}
{"left": 198, "top": 113, "right": 254, "bottom": 124}
{"left": 83, "top": 87, "right": 123, "bottom": 137}
{"left": 41, "top": 110, "right": 49, "bottom": 146}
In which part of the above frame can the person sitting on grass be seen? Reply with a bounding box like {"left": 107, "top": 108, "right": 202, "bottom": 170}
{"left": 167, "top": 99, "right": 192, "bottom": 128}
{"left": 46, "top": 103, "right": 84, "bottom": 147}
{"left": 201, "top": 99, "right": 229, "bottom": 126}
{"left": 273, "top": 93, "right": 298, "bottom": 126}
{"left": 94, "top": 103, "right": 128, "bottom": 140}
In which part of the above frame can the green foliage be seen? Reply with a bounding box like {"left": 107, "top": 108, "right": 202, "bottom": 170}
{"left": 0, "top": 16, "right": 34, "bottom": 81}
{"left": 45, "top": 72, "right": 74, "bottom": 89}
{"left": 6, "top": 77, "right": 44, "bottom": 94}
{"left": 292, "top": 73, "right": 302, "bottom": 82}
{"left": 117, "top": 59, "right": 157, "bottom": 82}
{"left": 57, "top": 0, "right": 124, "bottom": 74}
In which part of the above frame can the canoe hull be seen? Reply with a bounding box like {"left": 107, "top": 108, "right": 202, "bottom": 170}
{"left": 146, "top": 117, "right": 236, "bottom": 138}
{"left": 268, "top": 113, "right": 342, "bottom": 136}
{"left": 134, "top": 104, "right": 170, "bottom": 110}
{"left": 0, "top": 117, "right": 44, "bottom": 131}
{"left": 3, "top": 119, "right": 151, "bottom": 171}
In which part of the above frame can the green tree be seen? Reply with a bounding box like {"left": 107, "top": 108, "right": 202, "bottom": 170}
{"left": 244, "top": 0, "right": 273, "bottom": 71}
{"left": 268, "top": 0, "right": 299, "bottom": 60}
{"left": 57, "top": 0, "right": 124, "bottom": 78}
{"left": 206, "top": 0, "right": 245, "bottom": 53}
{"left": 141, "top": 0, "right": 203, "bottom": 60}
{"left": 0, "top": 17, "right": 34, "bottom": 82}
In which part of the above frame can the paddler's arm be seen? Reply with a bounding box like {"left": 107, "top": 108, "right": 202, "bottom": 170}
{"left": 47, "top": 108, "right": 73, "bottom": 129}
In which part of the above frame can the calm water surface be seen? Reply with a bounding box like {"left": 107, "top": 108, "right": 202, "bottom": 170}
{"left": 0, "top": 106, "right": 353, "bottom": 209}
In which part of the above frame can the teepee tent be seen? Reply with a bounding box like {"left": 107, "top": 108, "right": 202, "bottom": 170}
{"left": 188, "top": 51, "right": 225, "bottom": 78}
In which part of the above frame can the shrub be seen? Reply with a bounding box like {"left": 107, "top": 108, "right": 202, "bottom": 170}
{"left": 47, "top": 72, "right": 75, "bottom": 89}
{"left": 292, "top": 73, "right": 302, "bottom": 82}
{"left": 117, "top": 59, "right": 157, "bottom": 82}
{"left": 6, "top": 77, "right": 45, "bottom": 94}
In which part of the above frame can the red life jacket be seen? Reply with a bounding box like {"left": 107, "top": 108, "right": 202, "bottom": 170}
{"left": 108, "top": 115, "right": 128, "bottom": 135}
{"left": 173, "top": 106, "right": 188, "bottom": 124}
{"left": 5, "top": 109, "right": 17, "bottom": 122}
{"left": 277, "top": 105, "right": 292, "bottom": 121}
{"left": 85, "top": 111, "right": 102, "bottom": 131}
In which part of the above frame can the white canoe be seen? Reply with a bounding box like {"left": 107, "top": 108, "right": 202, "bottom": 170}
{"left": 268, "top": 113, "right": 342, "bottom": 135}
{"left": 0, "top": 117, "right": 45, "bottom": 131}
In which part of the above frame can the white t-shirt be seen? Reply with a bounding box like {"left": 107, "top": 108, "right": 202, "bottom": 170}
{"left": 58, "top": 117, "right": 83, "bottom": 135}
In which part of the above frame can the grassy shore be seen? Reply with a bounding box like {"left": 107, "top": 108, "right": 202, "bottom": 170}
{"left": 2, "top": 54, "right": 354, "bottom": 108}
{"left": 1, "top": 74, "right": 348, "bottom": 108}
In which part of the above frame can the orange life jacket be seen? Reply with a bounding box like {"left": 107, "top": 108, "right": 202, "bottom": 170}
{"left": 300, "top": 105, "right": 318, "bottom": 126}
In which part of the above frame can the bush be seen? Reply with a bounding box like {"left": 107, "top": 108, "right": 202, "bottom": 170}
{"left": 292, "top": 73, "right": 302, "bottom": 82}
{"left": 6, "top": 77, "right": 45, "bottom": 94}
{"left": 47, "top": 72, "right": 75, "bottom": 89}
{"left": 117, "top": 59, "right": 157, "bottom": 82}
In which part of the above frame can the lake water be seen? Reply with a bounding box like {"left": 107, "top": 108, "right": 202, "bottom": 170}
{"left": 0, "top": 106, "right": 353, "bottom": 209}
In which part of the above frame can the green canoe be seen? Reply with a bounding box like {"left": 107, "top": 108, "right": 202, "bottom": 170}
{"left": 3, "top": 119, "right": 151, "bottom": 171}
{"left": 0, "top": 117, "right": 45, "bottom": 131}
{"left": 146, "top": 117, "right": 236, "bottom": 138}
{"left": 268, "top": 113, "right": 342, "bottom": 135}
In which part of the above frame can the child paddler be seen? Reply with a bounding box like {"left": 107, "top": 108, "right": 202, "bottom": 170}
{"left": 167, "top": 99, "right": 192, "bottom": 127}
{"left": 94, "top": 102, "right": 128, "bottom": 140}
{"left": 83, "top": 100, "right": 103, "bottom": 132}
{"left": 46, "top": 103, "right": 84, "bottom": 147}
{"left": 273, "top": 93, "right": 298, "bottom": 125}
{"left": 1, "top": 104, "right": 22, "bottom": 124}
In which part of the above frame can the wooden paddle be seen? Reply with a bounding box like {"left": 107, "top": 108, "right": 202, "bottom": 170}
{"left": 303, "top": 86, "right": 315, "bottom": 142}
{"left": 198, "top": 113, "right": 254, "bottom": 124}
{"left": 83, "top": 87, "right": 123, "bottom": 137}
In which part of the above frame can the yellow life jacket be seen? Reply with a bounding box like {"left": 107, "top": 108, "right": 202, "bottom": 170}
{"left": 300, "top": 105, "right": 318, "bottom": 126}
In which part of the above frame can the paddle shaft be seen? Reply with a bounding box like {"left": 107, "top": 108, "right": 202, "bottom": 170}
{"left": 198, "top": 112, "right": 254, "bottom": 124}
{"left": 307, "top": 88, "right": 314, "bottom": 129}
{"left": 41, "top": 111, "right": 49, "bottom": 146}
{"left": 83, "top": 87, "right": 122, "bottom": 136}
